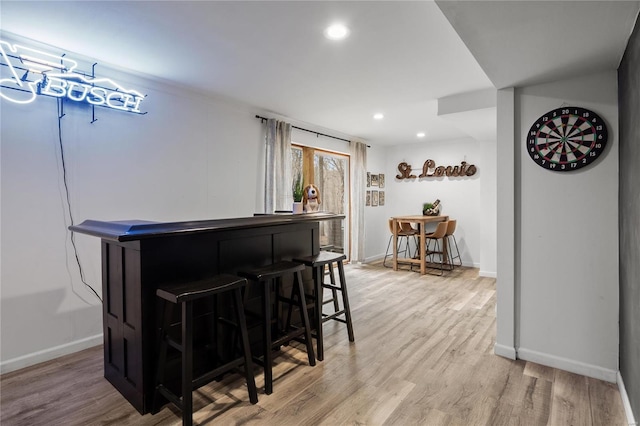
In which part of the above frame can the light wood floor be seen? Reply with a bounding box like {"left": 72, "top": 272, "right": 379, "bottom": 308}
{"left": 0, "top": 263, "right": 627, "bottom": 425}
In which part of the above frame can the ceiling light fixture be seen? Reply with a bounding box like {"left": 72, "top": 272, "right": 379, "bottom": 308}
{"left": 324, "top": 24, "right": 350, "bottom": 40}
{"left": 417, "top": 132, "right": 426, "bottom": 138}
{"left": 373, "top": 113, "right": 384, "bottom": 120}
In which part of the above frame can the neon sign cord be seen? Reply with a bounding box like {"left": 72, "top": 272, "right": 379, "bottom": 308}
{"left": 57, "top": 99, "right": 102, "bottom": 303}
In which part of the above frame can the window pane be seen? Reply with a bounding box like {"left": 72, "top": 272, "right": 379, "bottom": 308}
{"left": 291, "top": 144, "right": 349, "bottom": 259}
{"left": 292, "top": 147, "right": 303, "bottom": 185}
{"left": 314, "top": 152, "right": 347, "bottom": 253}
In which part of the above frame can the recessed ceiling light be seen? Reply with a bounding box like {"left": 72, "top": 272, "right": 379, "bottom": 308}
{"left": 373, "top": 113, "right": 384, "bottom": 120}
{"left": 417, "top": 132, "right": 426, "bottom": 138}
{"left": 324, "top": 24, "right": 350, "bottom": 40}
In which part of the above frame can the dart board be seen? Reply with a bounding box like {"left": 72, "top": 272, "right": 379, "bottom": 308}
{"left": 526, "top": 106, "right": 608, "bottom": 172}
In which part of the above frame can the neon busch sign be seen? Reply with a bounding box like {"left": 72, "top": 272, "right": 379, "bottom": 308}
{"left": 0, "top": 39, "right": 145, "bottom": 113}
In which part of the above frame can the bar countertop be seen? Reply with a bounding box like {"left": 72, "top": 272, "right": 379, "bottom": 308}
{"left": 69, "top": 212, "right": 344, "bottom": 242}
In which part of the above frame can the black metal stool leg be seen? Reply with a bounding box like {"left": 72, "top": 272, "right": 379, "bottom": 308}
{"left": 209, "top": 295, "right": 219, "bottom": 369}
{"left": 152, "top": 300, "right": 173, "bottom": 414}
{"left": 181, "top": 301, "right": 194, "bottom": 426}
{"left": 232, "top": 288, "right": 258, "bottom": 404}
{"left": 337, "top": 261, "right": 355, "bottom": 342}
{"left": 327, "top": 263, "right": 340, "bottom": 313}
{"left": 294, "top": 270, "right": 316, "bottom": 366}
{"left": 313, "top": 264, "right": 325, "bottom": 361}
{"left": 274, "top": 277, "right": 283, "bottom": 336}
{"left": 383, "top": 234, "right": 393, "bottom": 267}
{"left": 284, "top": 277, "right": 294, "bottom": 341}
{"left": 262, "top": 279, "right": 273, "bottom": 395}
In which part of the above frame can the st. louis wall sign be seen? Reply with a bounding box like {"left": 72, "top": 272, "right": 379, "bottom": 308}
{"left": 396, "top": 159, "right": 477, "bottom": 180}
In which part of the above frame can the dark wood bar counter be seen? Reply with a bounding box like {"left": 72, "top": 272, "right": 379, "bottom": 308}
{"left": 70, "top": 212, "right": 343, "bottom": 414}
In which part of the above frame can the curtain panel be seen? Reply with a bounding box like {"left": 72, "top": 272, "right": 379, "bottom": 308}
{"left": 264, "top": 119, "right": 293, "bottom": 213}
{"left": 350, "top": 141, "right": 367, "bottom": 262}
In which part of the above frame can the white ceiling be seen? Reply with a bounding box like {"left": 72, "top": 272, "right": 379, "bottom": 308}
{"left": 437, "top": 0, "right": 640, "bottom": 89}
{"left": 1, "top": 1, "right": 638, "bottom": 146}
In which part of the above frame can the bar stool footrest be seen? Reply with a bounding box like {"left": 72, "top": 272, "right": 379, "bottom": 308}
{"left": 271, "top": 327, "right": 309, "bottom": 348}
{"left": 192, "top": 358, "right": 246, "bottom": 390}
{"left": 157, "top": 385, "right": 182, "bottom": 408}
{"left": 323, "top": 311, "right": 347, "bottom": 322}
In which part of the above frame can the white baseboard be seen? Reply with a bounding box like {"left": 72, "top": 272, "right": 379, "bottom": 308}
{"left": 618, "top": 371, "right": 638, "bottom": 426}
{"left": 0, "top": 334, "right": 103, "bottom": 375}
{"left": 364, "top": 254, "right": 489, "bottom": 272}
{"left": 494, "top": 343, "right": 517, "bottom": 360}
{"left": 364, "top": 254, "right": 385, "bottom": 263}
{"left": 517, "top": 347, "right": 617, "bottom": 383}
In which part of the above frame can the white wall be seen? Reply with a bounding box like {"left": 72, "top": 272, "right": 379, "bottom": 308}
{"left": 362, "top": 145, "right": 390, "bottom": 263}
{"left": 0, "top": 55, "right": 269, "bottom": 371}
{"left": 496, "top": 71, "right": 619, "bottom": 381}
{"left": 363, "top": 137, "right": 497, "bottom": 277}
{"left": 495, "top": 88, "right": 517, "bottom": 359}
{"left": 478, "top": 136, "right": 497, "bottom": 277}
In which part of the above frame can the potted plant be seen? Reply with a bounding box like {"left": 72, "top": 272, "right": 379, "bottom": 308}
{"left": 292, "top": 174, "right": 304, "bottom": 213}
{"left": 422, "top": 199, "right": 441, "bottom": 216}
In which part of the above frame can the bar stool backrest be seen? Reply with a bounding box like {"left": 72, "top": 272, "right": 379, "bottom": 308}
{"left": 388, "top": 219, "right": 412, "bottom": 236}
{"left": 445, "top": 219, "right": 457, "bottom": 237}
{"left": 429, "top": 221, "right": 449, "bottom": 239}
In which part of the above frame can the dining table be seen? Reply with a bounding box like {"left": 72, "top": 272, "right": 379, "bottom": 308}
{"left": 390, "top": 215, "right": 449, "bottom": 275}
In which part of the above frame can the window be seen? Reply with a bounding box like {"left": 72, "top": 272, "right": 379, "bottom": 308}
{"left": 292, "top": 145, "right": 349, "bottom": 258}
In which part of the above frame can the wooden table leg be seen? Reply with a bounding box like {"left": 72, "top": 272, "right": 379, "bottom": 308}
{"left": 419, "top": 222, "right": 426, "bottom": 275}
{"left": 392, "top": 219, "right": 398, "bottom": 271}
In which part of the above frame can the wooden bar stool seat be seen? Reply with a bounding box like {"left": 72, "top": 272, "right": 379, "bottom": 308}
{"left": 293, "top": 251, "right": 355, "bottom": 361}
{"left": 152, "top": 274, "right": 258, "bottom": 426}
{"left": 238, "top": 260, "right": 316, "bottom": 394}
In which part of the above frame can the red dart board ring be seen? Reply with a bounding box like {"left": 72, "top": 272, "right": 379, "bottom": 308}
{"left": 526, "top": 106, "right": 608, "bottom": 172}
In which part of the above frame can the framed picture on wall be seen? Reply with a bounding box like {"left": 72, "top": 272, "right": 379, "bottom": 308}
{"left": 367, "top": 172, "right": 371, "bottom": 187}
{"left": 379, "top": 174, "right": 385, "bottom": 188}
{"left": 372, "top": 190, "right": 379, "bottom": 206}
{"left": 371, "top": 174, "right": 379, "bottom": 187}
{"left": 366, "top": 191, "right": 371, "bottom": 206}
{"left": 379, "top": 191, "right": 385, "bottom": 206}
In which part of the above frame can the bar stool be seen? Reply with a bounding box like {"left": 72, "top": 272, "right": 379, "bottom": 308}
{"left": 292, "top": 251, "right": 354, "bottom": 361}
{"left": 425, "top": 221, "right": 451, "bottom": 276}
{"left": 400, "top": 222, "right": 420, "bottom": 251}
{"left": 383, "top": 219, "right": 414, "bottom": 267}
{"left": 445, "top": 219, "right": 462, "bottom": 267}
{"left": 238, "top": 261, "right": 315, "bottom": 394}
{"left": 153, "top": 274, "right": 258, "bottom": 426}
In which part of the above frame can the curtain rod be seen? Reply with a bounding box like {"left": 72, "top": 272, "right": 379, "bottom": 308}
{"left": 255, "top": 115, "right": 370, "bottom": 147}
